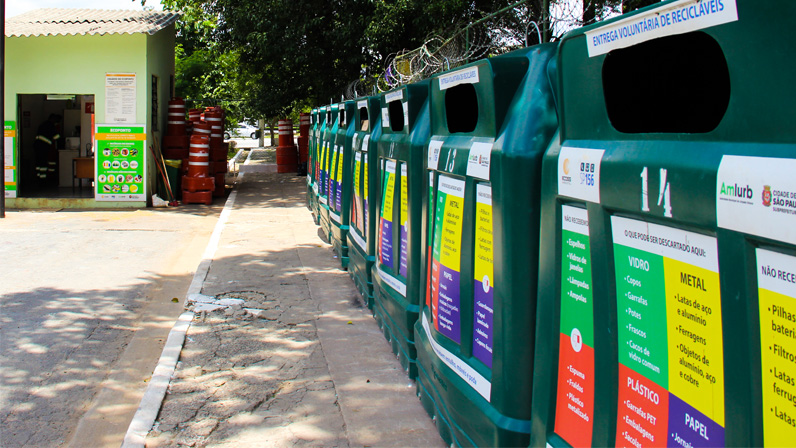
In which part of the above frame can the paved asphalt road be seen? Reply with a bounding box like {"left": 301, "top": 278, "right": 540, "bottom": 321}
{"left": 0, "top": 206, "right": 221, "bottom": 447}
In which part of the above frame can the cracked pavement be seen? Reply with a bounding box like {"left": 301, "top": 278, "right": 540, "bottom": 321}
{"left": 146, "top": 159, "right": 442, "bottom": 447}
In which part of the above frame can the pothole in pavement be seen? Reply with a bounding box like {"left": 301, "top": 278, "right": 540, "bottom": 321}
{"left": 185, "top": 290, "right": 280, "bottom": 321}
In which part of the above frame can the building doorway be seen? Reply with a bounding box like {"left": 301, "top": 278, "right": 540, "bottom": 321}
{"left": 18, "top": 94, "right": 95, "bottom": 198}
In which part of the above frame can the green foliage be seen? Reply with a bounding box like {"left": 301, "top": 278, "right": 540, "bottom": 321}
{"left": 161, "top": 0, "right": 634, "bottom": 119}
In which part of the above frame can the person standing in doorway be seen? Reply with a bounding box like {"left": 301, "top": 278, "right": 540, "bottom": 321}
{"left": 34, "top": 114, "right": 61, "bottom": 186}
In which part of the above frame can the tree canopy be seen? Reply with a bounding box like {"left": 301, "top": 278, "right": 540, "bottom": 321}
{"left": 157, "top": 0, "right": 660, "bottom": 120}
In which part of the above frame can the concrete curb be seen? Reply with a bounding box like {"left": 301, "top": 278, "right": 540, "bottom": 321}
{"left": 121, "top": 151, "right": 254, "bottom": 448}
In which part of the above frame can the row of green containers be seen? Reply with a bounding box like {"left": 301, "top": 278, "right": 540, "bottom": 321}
{"left": 305, "top": 1, "right": 796, "bottom": 446}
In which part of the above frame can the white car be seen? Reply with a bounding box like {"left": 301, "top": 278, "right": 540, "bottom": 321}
{"left": 225, "top": 122, "right": 260, "bottom": 140}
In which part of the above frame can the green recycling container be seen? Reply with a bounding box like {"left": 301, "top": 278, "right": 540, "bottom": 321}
{"left": 318, "top": 105, "right": 337, "bottom": 243}
{"left": 347, "top": 96, "right": 383, "bottom": 309}
{"left": 311, "top": 108, "right": 326, "bottom": 225}
{"left": 413, "top": 44, "right": 558, "bottom": 447}
{"left": 328, "top": 100, "right": 357, "bottom": 269}
{"left": 307, "top": 108, "right": 319, "bottom": 220}
{"left": 530, "top": 1, "right": 796, "bottom": 447}
{"left": 372, "top": 80, "right": 431, "bottom": 378}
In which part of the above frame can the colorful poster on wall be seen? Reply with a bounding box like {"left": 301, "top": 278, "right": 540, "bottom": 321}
{"left": 380, "top": 160, "right": 397, "bottom": 270}
{"left": 554, "top": 205, "right": 595, "bottom": 447}
{"left": 757, "top": 248, "right": 796, "bottom": 446}
{"left": 4, "top": 121, "right": 17, "bottom": 198}
{"left": 105, "top": 73, "right": 137, "bottom": 123}
{"left": 95, "top": 125, "right": 146, "bottom": 201}
{"left": 399, "top": 163, "right": 409, "bottom": 278}
{"left": 473, "top": 184, "right": 494, "bottom": 368}
{"left": 430, "top": 174, "right": 465, "bottom": 344}
{"left": 612, "top": 216, "right": 725, "bottom": 448}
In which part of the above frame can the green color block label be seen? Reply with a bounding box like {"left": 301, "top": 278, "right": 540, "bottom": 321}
{"left": 612, "top": 216, "right": 725, "bottom": 448}
{"left": 554, "top": 205, "right": 595, "bottom": 448}
{"left": 4, "top": 121, "right": 18, "bottom": 198}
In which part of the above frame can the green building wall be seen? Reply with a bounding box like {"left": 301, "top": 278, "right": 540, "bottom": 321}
{"left": 4, "top": 26, "right": 176, "bottom": 208}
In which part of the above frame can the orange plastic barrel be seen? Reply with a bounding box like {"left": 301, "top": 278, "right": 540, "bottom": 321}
{"left": 278, "top": 119, "right": 294, "bottom": 147}
{"left": 205, "top": 110, "right": 224, "bottom": 148}
{"left": 193, "top": 120, "right": 211, "bottom": 138}
{"left": 188, "top": 108, "right": 202, "bottom": 123}
{"left": 299, "top": 113, "right": 310, "bottom": 136}
{"left": 167, "top": 98, "right": 186, "bottom": 136}
{"left": 187, "top": 135, "right": 211, "bottom": 178}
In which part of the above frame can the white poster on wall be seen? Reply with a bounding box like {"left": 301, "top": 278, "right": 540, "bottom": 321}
{"left": 105, "top": 73, "right": 137, "bottom": 123}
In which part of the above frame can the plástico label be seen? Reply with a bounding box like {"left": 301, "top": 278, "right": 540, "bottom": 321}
{"left": 430, "top": 175, "right": 465, "bottom": 344}
{"left": 473, "top": 184, "right": 494, "bottom": 368}
{"left": 612, "top": 216, "right": 725, "bottom": 448}
{"left": 380, "top": 160, "right": 397, "bottom": 270}
{"left": 400, "top": 163, "right": 409, "bottom": 278}
{"left": 554, "top": 205, "right": 595, "bottom": 447}
{"left": 757, "top": 248, "right": 796, "bottom": 445}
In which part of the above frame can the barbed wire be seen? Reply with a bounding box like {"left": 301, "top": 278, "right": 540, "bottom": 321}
{"left": 343, "top": 0, "right": 622, "bottom": 96}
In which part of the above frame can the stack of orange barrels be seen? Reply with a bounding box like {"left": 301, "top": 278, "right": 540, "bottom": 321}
{"left": 181, "top": 131, "right": 214, "bottom": 205}
{"left": 276, "top": 118, "right": 298, "bottom": 173}
{"left": 204, "top": 107, "right": 228, "bottom": 197}
{"left": 162, "top": 98, "right": 190, "bottom": 161}
{"left": 298, "top": 113, "right": 310, "bottom": 165}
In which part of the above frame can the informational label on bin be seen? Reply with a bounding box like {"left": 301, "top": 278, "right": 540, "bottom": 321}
{"left": 554, "top": 205, "right": 595, "bottom": 447}
{"left": 426, "top": 172, "right": 436, "bottom": 310}
{"left": 467, "top": 142, "right": 492, "bottom": 181}
{"left": 428, "top": 139, "right": 443, "bottom": 171}
{"left": 380, "top": 160, "right": 397, "bottom": 270}
{"left": 612, "top": 216, "right": 725, "bottom": 448}
{"left": 400, "top": 163, "right": 409, "bottom": 278}
{"left": 438, "top": 66, "right": 480, "bottom": 90}
{"left": 430, "top": 175, "right": 465, "bottom": 344}
{"left": 319, "top": 142, "right": 327, "bottom": 198}
{"left": 95, "top": 125, "right": 146, "bottom": 201}
{"left": 4, "top": 121, "right": 17, "bottom": 198}
{"left": 335, "top": 144, "right": 344, "bottom": 213}
{"left": 585, "top": 0, "right": 738, "bottom": 57}
{"left": 351, "top": 151, "right": 364, "bottom": 246}
{"left": 717, "top": 155, "right": 796, "bottom": 246}
{"left": 473, "top": 184, "right": 494, "bottom": 368}
{"left": 757, "top": 248, "right": 796, "bottom": 446}
{"left": 422, "top": 313, "right": 491, "bottom": 402}
{"left": 330, "top": 144, "right": 339, "bottom": 212}
{"left": 558, "top": 147, "right": 604, "bottom": 204}
{"left": 363, "top": 140, "right": 370, "bottom": 238}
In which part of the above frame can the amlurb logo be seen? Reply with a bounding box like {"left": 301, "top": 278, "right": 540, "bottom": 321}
{"left": 719, "top": 182, "right": 753, "bottom": 201}
{"left": 762, "top": 185, "right": 772, "bottom": 207}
